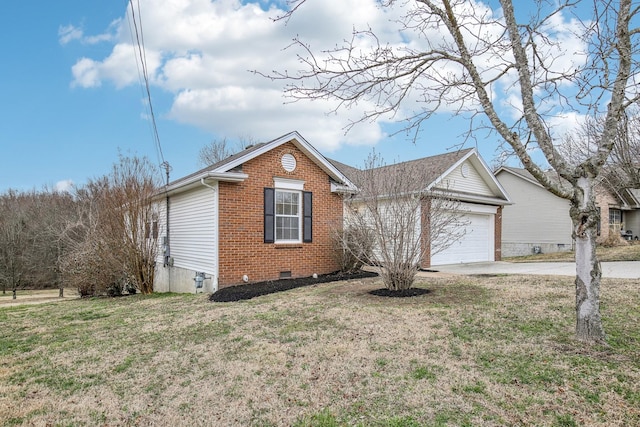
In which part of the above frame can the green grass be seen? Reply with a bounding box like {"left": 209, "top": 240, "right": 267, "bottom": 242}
{"left": 1, "top": 274, "right": 639, "bottom": 426}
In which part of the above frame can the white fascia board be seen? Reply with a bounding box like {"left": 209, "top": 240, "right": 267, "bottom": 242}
{"left": 429, "top": 189, "right": 513, "bottom": 206}
{"left": 455, "top": 201, "right": 499, "bottom": 214}
{"left": 214, "top": 131, "right": 358, "bottom": 192}
{"left": 163, "top": 171, "right": 248, "bottom": 196}
{"left": 427, "top": 148, "right": 512, "bottom": 204}
{"left": 274, "top": 177, "right": 305, "bottom": 190}
{"left": 331, "top": 182, "right": 358, "bottom": 194}
{"left": 495, "top": 166, "right": 544, "bottom": 189}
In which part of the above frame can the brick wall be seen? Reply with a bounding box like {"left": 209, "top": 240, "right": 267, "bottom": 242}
{"left": 217, "top": 141, "right": 343, "bottom": 287}
{"left": 494, "top": 205, "right": 502, "bottom": 261}
{"left": 595, "top": 186, "right": 620, "bottom": 243}
{"left": 420, "top": 198, "right": 431, "bottom": 268}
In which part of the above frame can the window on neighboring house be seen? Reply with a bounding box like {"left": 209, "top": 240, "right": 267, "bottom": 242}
{"left": 264, "top": 187, "right": 312, "bottom": 244}
{"left": 609, "top": 209, "right": 622, "bottom": 228}
{"left": 597, "top": 207, "right": 601, "bottom": 236}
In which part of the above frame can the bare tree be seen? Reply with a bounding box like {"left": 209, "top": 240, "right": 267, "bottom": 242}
{"left": 341, "top": 152, "right": 465, "bottom": 291}
{"left": 198, "top": 137, "right": 257, "bottom": 166}
{"left": 559, "top": 111, "right": 640, "bottom": 189}
{"left": 0, "top": 189, "right": 80, "bottom": 298}
{"left": 0, "top": 191, "right": 29, "bottom": 299}
{"left": 62, "top": 155, "right": 161, "bottom": 296}
{"left": 607, "top": 113, "right": 640, "bottom": 188}
{"left": 270, "top": 0, "right": 640, "bottom": 342}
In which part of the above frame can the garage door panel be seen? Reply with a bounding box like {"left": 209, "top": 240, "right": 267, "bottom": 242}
{"left": 431, "top": 213, "right": 493, "bottom": 265}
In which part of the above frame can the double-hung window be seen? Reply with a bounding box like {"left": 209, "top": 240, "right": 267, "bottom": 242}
{"left": 264, "top": 179, "right": 312, "bottom": 244}
{"left": 275, "top": 190, "right": 301, "bottom": 242}
{"left": 609, "top": 209, "right": 622, "bottom": 228}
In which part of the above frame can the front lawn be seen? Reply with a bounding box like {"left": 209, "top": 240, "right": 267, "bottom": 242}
{"left": 1, "top": 275, "right": 638, "bottom": 426}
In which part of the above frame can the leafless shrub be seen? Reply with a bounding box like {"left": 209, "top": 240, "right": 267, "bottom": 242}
{"left": 61, "top": 155, "right": 161, "bottom": 296}
{"left": 330, "top": 224, "right": 375, "bottom": 273}
{"left": 600, "top": 227, "right": 629, "bottom": 248}
{"left": 342, "top": 152, "right": 465, "bottom": 291}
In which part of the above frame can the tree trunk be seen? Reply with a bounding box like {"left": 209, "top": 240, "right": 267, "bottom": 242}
{"left": 571, "top": 177, "right": 606, "bottom": 343}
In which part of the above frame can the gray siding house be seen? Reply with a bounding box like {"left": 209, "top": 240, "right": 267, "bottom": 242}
{"left": 495, "top": 167, "right": 573, "bottom": 257}
{"left": 495, "top": 166, "right": 640, "bottom": 257}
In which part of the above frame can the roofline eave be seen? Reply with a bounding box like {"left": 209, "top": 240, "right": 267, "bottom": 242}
{"left": 160, "top": 171, "right": 249, "bottom": 197}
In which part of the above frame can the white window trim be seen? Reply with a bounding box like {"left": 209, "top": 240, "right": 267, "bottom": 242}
{"left": 274, "top": 177, "right": 305, "bottom": 191}
{"left": 275, "top": 189, "right": 302, "bottom": 243}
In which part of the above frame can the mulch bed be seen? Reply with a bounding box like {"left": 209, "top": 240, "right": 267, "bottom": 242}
{"left": 369, "top": 288, "right": 431, "bottom": 298}
{"left": 210, "top": 270, "right": 379, "bottom": 302}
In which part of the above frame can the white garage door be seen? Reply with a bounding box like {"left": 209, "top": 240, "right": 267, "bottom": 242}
{"left": 431, "top": 213, "right": 494, "bottom": 265}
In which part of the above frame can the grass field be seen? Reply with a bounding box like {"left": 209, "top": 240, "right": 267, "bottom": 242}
{"left": 1, "top": 274, "right": 639, "bottom": 426}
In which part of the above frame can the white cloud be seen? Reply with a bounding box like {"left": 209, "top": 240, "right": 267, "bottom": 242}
{"left": 54, "top": 180, "right": 74, "bottom": 193}
{"left": 58, "top": 20, "right": 120, "bottom": 46}
{"left": 71, "top": 58, "right": 102, "bottom": 88}
{"left": 58, "top": 24, "right": 83, "bottom": 45}
{"left": 67, "top": 0, "right": 591, "bottom": 153}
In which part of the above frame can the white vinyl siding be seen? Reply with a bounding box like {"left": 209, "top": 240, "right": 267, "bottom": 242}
{"left": 154, "top": 200, "right": 167, "bottom": 265}
{"left": 436, "top": 161, "right": 495, "bottom": 197}
{"left": 167, "top": 185, "right": 218, "bottom": 275}
{"left": 348, "top": 199, "right": 423, "bottom": 266}
{"left": 497, "top": 171, "right": 573, "bottom": 256}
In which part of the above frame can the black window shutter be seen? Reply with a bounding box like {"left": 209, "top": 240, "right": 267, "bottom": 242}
{"left": 264, "top": 188, "right": 275, "bottom": 243}
{"left": 303, "top": 191, "right": 312, "bottom": 243}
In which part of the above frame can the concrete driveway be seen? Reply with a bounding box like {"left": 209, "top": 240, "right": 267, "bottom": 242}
{"left": 426, "top": 261, "right": 640, "bottom": 279}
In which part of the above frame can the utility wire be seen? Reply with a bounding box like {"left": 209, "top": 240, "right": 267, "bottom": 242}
{"left": 127, "top": 0, "right": 170, "bottom": 183}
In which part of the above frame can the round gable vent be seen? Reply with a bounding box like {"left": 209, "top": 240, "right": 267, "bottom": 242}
{"left": 281, "top": 153, "right": 297, "bottom": 172}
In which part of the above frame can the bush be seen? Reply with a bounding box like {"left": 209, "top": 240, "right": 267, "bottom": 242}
{"left": 331, "top": 226, "right": 374, "bottom": 273}
{"left": 106, "top": 281, "right": 124, "bottom": 297}
{"left": 77, "top": 282, "right": 96, "bottom": 298}
{"left": 601, "top": 227, "right": 629, "bottom": 247}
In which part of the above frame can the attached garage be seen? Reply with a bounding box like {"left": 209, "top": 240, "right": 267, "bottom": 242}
{"left": 430, "top": 204, "right": 497, "bottom": 265}
{"left": 332, "top": 148, "right": 511, "bottom": 269}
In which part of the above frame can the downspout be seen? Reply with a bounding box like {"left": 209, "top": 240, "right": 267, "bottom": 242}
{"left": 164, "top": 163, "right": 171, "bottom": 292}
{"left": 165, "top": 190, "right": 171, "bottom": 291}
{"left": 201, "top": 178, "right": 219, "bottom": 292}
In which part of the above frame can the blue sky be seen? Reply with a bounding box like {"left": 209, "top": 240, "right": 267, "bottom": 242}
{"left": 0, "top": 0, "right": 588, "bottom": 193}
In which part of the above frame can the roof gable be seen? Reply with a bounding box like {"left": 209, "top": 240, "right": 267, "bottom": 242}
{"left": 333, "top": 148, "right": 511, "bottom": 205}
{"left": 429, "top": 149, "right": 511, "bottom": 204}
{"left": 165, "top": 131, "right": 357, "bottom": 195}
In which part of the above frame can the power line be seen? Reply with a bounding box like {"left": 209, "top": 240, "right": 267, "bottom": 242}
{"left": 127, "top": 0, "right": 169, "bottom": 183}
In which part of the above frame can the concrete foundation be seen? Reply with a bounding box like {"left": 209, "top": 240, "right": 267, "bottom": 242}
{"left": 154, "top": 264, "right": 217, "bottom": 294}
{"left": 502, "top": 242, "right": 574, "bottom": 258}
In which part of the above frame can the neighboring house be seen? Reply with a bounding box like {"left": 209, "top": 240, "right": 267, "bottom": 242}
{"left": 332, "top": 148, "right": 512, "bottom": 268}
{"left": 495, "top": 166, "right": 640, "bottom": 257}
{"left": 153, "top": 131, "right": 357, "bottom": 293}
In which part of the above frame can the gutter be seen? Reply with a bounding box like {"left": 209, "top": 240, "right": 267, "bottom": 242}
{"left": 162, "top": 171, "right": 248, "bottom": 197}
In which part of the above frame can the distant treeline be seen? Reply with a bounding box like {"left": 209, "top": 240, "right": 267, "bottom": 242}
{"left": 0, "top": 155, "right": 160, "bottom": 298}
